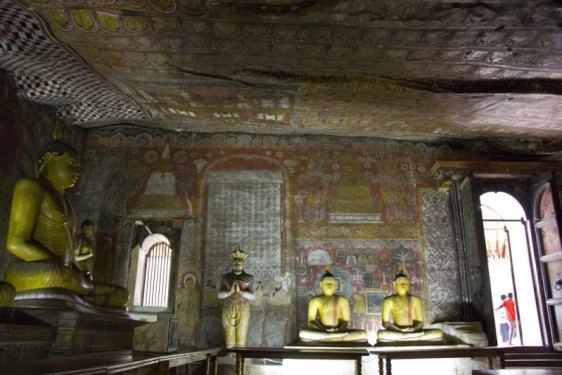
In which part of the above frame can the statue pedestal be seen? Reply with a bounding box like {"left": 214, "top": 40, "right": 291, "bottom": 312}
{"left": 0, "top": 321, "right": 56, "bottom": 362}
{"left": 430, "top": 322, "right": 489, "bottom": 347}
{"left": 133, "top": 318, "right": 178, "bottom": 353}
{"left": 2, "top": 289, "right": 145, "bottom": 356}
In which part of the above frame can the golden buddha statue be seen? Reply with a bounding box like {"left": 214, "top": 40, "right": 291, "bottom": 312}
{"left": 2, "top": 140, "right": 128, "bottom": 307}
{"left": 376, "top": 272, "right": 443, "bottom": 343}
{"left": 217, "top": 248, "right": 255, "bottom": 347}
{"left": 0, "top": 281, "right": 16, "bottom": 307}
{"left": 299, "top": 267, "right": 368, "bottom": 342}
{"left": 73, "top": 219, "right": 96, "bottom": 279}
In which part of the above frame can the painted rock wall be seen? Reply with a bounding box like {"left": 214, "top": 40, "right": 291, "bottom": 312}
{"left": 79, "top": 129, "right": 468, "bottom": 346}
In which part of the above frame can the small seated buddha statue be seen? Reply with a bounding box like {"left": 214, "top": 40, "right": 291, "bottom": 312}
{"left": 299, "top": 267, "right": 368, "bottom": 343}
{"left": 376, "top": 271, "right": 444, "bottom": 343}
{"left": 73, "top": 219, "right": 96, "bottom": 279}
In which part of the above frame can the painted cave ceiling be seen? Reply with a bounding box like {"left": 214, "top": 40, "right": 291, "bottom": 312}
{"left": 0, "top": 0, "right": 561, "bottom": 155}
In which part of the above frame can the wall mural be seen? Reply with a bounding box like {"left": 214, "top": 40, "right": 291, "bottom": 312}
{"left": 296, "top": 239, "right": 423, "bottom": 334}
{"left": 294, "top": 148, "right": 425, "bottom": 224}
{"left": 421, "top": 189, "right": 462, "bottom": 323}
{"left": 78, "top": 130, "right": 465, "bottom": 346}
{"left": 205, "top": 170, "right": 284, "bottom": 278}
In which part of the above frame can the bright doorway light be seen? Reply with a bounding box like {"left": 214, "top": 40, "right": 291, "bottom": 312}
{"left": 480, "top": 192, "right": 543, "bottom": 346}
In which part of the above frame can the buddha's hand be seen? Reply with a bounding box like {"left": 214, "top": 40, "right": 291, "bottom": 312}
{"left": 399, "top": 326, "right": 417, "bottom": 332}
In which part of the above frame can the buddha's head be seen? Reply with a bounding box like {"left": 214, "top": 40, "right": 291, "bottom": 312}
{"left": 320, "top": 267, "right": 337, "bottom": 297}
{"left": 393, "top": 273, "right": 410, "bottom": 296}
{"left": 38, "top": 141, "right": 80, "bottom": 191}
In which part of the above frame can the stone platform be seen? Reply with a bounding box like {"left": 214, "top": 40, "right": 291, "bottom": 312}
{"left": 0, "top": 288, "right": 145, "bottom": 359}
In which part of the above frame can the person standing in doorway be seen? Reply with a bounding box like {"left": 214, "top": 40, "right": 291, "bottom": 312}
{"left": 496, "top": 292, "right": 517, "bottom": 345}
{"left": 496, "top": 294, "right": 510, "bottom": 344}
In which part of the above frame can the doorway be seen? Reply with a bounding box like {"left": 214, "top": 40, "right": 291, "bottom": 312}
{"left": 480, "top": 192, "right": 543, "bottom": 346}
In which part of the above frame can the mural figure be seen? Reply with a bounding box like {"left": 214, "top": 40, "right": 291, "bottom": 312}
{"left": 265, "top": 275, "right": 290, "bottom": 347}
{"left": 218, "top": 248, "right": 255, "bottom": 347}
{"left": 250, "top": 279, "right": 264, "bottom": 308}
{"left": 204, "top": 277, "right": 220, "bottom": 307}
{"left": 176, "top": 273, "right": 199, "bottom": 346}
{"left": 2, "top": 140, "right": 129, "bottom": 307}
{"left": 270, "top": 276, "right": 290, "bottom": 306}
{"left": 377, "top": 271, "right": 443, "bottom": 343}
{"left": 299, "top": 267, "right": 367, "bottom": 342}
{"left": 351, "top": 283, "right": 367, "bottom": 330}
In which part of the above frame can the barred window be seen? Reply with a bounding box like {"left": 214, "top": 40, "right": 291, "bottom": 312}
{"left": 132, "top": 234, "right": 172, "bottom": 308}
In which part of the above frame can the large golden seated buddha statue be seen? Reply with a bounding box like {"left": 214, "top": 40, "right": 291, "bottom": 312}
{"left": 1, "top": 140, "right": 128, "bottom": 308}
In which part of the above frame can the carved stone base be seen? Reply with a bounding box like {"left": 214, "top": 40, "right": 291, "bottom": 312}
{"left": 134, "top": 318, "right": 178, "bottom": 353}
{"left": 0, "top": 322, "right": 56, "bottom": 362}
{"left": 2, "top": 288, "right": 145, "bottom": 356}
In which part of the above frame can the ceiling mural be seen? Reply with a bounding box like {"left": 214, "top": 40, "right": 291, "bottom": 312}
{"left": 0, "top": 0, "right": 561, "bottom": 149}
{"left": 0, "top": 1, "right": 146, "bottom": 123}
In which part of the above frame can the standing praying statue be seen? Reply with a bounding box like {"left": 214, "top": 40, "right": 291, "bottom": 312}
{"left": 217, "top": 248, "right": 255, "bottom": 347}
{"left": 377, "top": 271, "right": 443, "bottom": 343}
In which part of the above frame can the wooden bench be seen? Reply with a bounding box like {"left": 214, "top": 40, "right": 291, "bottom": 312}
{"left": 503, "top": 346, "right": 562, "bottom": 369}
{"left": 370, "top": 346, "right": 505, "bottom": 375}
{"left": 0, "top": 347, "right": 221, "bottom": 375}
{"left": 225, "top": 346, "right": 370, "bottom": 375}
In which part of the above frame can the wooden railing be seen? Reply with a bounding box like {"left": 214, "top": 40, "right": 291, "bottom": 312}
{"left": 369, "top": 346, "right": 506, "bottom": 375}
{"left": 0, "top": 347, "right": 221, "bottom": 375}
{"left": 225, "top": 346, "right": 370, "bottom": 375}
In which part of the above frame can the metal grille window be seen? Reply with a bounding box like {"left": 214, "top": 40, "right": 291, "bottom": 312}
{"left": 133, "top": 233, "right": 172, "bottom": 308}
{"left": 141, "top": 241, "right": 172, "bottom": 307}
